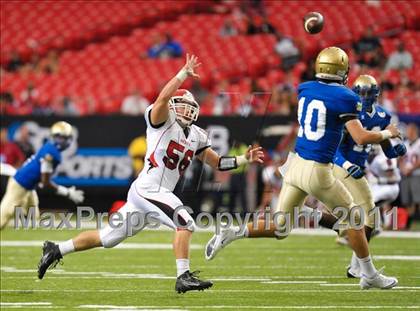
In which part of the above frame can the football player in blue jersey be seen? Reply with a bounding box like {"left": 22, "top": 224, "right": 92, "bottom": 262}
{"left": 315, "top": 74, "right": 406, "bottom": 278}
{"left": 206, "top": 47, "right": 401, "bottom": 289}
{"left": 0, "top": 121, "right": 84, "bottom": 229}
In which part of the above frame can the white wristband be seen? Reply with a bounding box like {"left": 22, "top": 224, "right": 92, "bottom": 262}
{"left": 175, "top": 69, "right": 188, "bottom": 82}
{"left": 57, "top": 185, "right": 69, "bottom": 197}
{"left": 236, "top": 155, "right": 249, "bottom": 166}
{"left": 380, "top": 130, "right": 392, "bottom": 140}
{"left": 342, "top": 161, "right": 353, "bottom": 170}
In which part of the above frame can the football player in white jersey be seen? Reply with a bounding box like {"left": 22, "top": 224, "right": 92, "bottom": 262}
{"left": 37, "top": 54, "right": 264, "bottom": 293}
{"left": 368, "top": 148, "right": 401, "bottom": 205}
{"left": 368, "top": 148, "right": 401, "bottom": 230}
{"left": 258, "top": 154, "right": 283, "bottom": 216}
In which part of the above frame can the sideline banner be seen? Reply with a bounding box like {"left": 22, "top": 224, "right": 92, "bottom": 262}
{"left": 2, "top": 115, "right": 294, "bottom": 188}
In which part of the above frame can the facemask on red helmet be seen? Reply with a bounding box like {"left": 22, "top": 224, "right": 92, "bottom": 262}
{"left": 169, "top": 89, "right": 199, "bottom": 127}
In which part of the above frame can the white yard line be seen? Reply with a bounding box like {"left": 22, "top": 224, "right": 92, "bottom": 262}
{"left": 0, "top": 303, "right": 52, "bottom": 306}
{"left": 320, "top": 283, "right": 361, "bottom": 287}
{"left": 321, "top": 284, "right": 420, "bottom": 289}
{"left": 78, "top": 305, "right": 420, "bottom": 310}
{"left": 374, "top": 255, "right": 420, "bottom": 261}
{"left": 0, "top": 302, "right": 57, "bottom": 308}
{"left": 2, "top": 266, "right": 420, "bottom": 290}
{"left": 212, "top": 278, "right": 272, "bottom": 281}
{"left": 261, "top": 281, "right": 327, "bottom": 284}
{"left": 0, "top": 267, "right": 270, "bottom": 282}
{"left": 0, "top": 241, "right": 201, "bottom": 250}
{"left": 1, "top": 289, "right": 418, "bottom": 293}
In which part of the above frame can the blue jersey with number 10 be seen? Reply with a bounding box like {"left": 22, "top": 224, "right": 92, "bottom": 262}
{"left": 294, "top": 81, "right": 361, "bottom": 163}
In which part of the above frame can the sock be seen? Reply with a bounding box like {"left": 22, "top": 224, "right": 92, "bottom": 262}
{"left": 357, "top": 255, "right": 377, "bottom": 278}
{"left": 176, "top": 259, "right": 190, "bottom": 277}
{"left": 318, "top": 212, "right": 339, "bottom": 232}
{"left": 365, "top": 226, "right": 373, "bottom": 242}
{"left": 350, "top": 252, "right": 359, "bottom": 270}
{"left": 241, "top": 226, "right": 249, "bottom": 238}
{"left": 58, "top": 239, "right": 75, "bottom": 256}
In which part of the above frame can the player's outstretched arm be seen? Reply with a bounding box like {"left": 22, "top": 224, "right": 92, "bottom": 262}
{"left": 40, "top": 172, "right": 84, "bottom": 204}
{"left": 150, "top": 53, "right": 200, "bottom": 126}
{"left": 197, "top": 146, "right": 264, "bottom": 170}
{"left": 345, "top": 119, "right": 400, "bottom": 145}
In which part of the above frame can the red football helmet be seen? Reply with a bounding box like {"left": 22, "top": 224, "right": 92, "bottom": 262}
{"left": 169, "top": 89, "right": 199, "bottom": 126}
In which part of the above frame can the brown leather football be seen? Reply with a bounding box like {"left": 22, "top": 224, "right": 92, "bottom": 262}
{"left": 303, "top": 12, "right": 324, "bottom": 34}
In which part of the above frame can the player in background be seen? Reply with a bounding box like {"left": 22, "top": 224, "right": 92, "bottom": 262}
{"left": 399, "top": 123, "right": 420, "bottom": 229}
{"left": 257, "top": 153, "right": 283, "bottom": 217}
{"left": 257, "top": 125, "right": 299, "bottom": 217}
{"left": 314, "top": 75, "right": 407, "bottom": 278}
{"left": 206, "top": 47, "right": 401, "bottom": 289}
{"left": 0, "top": 122, "right": 84, "bottom": 229}
{"left": 368, "top": 148, "right": 402, "bottom": 229}
{"left": 368, "top": 149, "right": 401, "bottom": 205}
{"left": 37, "top": 54, "right": 264, "bottom": 293}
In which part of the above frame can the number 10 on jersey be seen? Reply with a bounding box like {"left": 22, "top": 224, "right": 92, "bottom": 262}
{"left": 297, "top": 97, "right": 327, "bottom": 141}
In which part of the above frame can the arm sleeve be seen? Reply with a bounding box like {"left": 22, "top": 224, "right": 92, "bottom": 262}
{"left": 144, "top": 104, "right": 168, "bottom": 129}
{"left": 144, "top": 105, "right": 153, "bottom": 127}
{"left": 195, "top": 128, "right": 211, "bottom": 155}
{"left": 339, "top": 96, "right": 361, "bottom": 122}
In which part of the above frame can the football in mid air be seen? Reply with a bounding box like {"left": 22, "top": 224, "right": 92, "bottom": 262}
{"left": 303, "top": 12, "right": 324, "bottom": 34}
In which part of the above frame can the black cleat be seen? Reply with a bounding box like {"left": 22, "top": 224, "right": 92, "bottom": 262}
{"left": 175, "top": 270, "right": 213, "bottom": 293}
{"left": 347, "top": 267, "right": 356, "bottom": 278}
{"left": 346, "top": 266, "right": 360, "bottom": 279}
{"left": 37, "top": 241, "right": 62, "bottom": 279}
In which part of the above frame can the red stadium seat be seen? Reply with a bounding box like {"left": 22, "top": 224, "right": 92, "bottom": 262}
{"left": 1, "top": 1, "right": 419, "bottom": 115}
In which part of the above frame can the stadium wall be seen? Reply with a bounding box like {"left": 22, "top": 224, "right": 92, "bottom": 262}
{"left": 1, "top": 115, "right": 293, "bottom": 212}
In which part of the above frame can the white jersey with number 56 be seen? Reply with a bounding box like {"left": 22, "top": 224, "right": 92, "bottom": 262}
{"left": 136, "top": 105, "right": 211, "bottom": 193}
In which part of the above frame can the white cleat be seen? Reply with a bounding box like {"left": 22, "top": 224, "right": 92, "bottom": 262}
{"left": 205, "top": 227, "right": 238, "bottom": 260}
{"left": 360, "top": 268, "right": 398, "bottom": 290}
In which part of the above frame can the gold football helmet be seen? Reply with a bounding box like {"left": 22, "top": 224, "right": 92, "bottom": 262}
{"left": 352, "top": 74, "right": 380, "bottom": 107}
{"left": 51, "top": 121, "right": 73, "bottom": 137}
{"left": 50, "top": 121, "right": 73, "bottom": 150}
{"left": 353, "top": 74, "right": 378, "bottom": 89}
{"left": 315, "top": 47, "right": 349, "bottom": 83}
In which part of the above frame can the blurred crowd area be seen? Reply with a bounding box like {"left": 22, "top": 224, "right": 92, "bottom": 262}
{"left": 1, "top": 0, "right": 419, "bottom": 116}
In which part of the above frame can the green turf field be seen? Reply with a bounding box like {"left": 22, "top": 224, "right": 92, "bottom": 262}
{"left": 1, "top": 229, "right": 419, "bottom": 310}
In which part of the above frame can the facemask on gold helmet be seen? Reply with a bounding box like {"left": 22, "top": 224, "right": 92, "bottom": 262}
{"left": 352, "top": 74, "right": 380, "bottom": 109}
